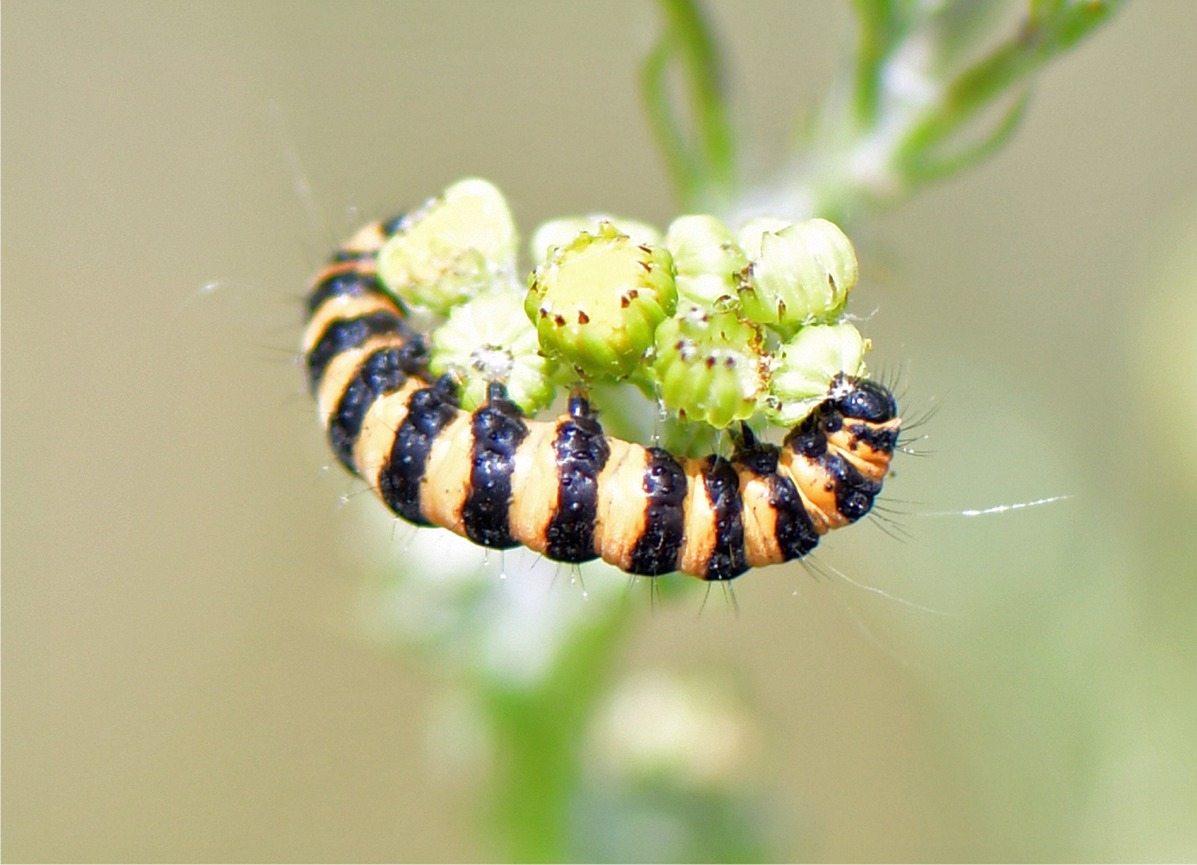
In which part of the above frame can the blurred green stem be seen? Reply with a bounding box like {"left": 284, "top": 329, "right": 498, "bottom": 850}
{"left": 640, "top": 0, "right": 1122, "bottom": 223}
{"left": 849, "top": 0, "right": 914, "bottom": 128}
{"left": 894, "top": 0, "right": 1121, "bottom": 183}
{"left": 808, "top": 0, "right": 1123, "bottom": 222}
{"left": 642, "top": 0, "right": 737, "bottom": 212}
{"left": 483, "top": 603, "right": 634, "bottom": 862}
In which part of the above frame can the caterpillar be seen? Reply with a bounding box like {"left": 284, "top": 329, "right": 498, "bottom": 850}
{"left": 303, "top": 214, "right": 901, "bottom": 582}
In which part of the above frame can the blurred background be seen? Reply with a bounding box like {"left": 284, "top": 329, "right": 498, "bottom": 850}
{"left": 4, "top": 1, "right": 1195, "bottom": 860}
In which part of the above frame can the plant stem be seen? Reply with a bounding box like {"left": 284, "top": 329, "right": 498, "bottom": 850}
{"left": 771, "top": 0, "right": 1124, "bottom": 223}
{"left": 482, "top": 602, "right": 634, "bottom": 862}
{"left": 895, "top": 0, "right": 1123, "bottom": 182}
{"left": 642, "top": 0, "right": 737, "bottom": 211}
{"left": 849, "top": 0, "right": 910, "bottom": 129}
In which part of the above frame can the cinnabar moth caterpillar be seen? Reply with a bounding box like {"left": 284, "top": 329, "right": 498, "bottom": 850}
{"left": 303, "top": 217, "right": 901, "bottom": 581}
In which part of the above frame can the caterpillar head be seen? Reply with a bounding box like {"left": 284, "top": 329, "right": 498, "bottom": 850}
{"left": 828, "top": 374, "right": 898, "bottom": 424}
{"left": 822, "top": 374, "right": 901, "bottom": 485}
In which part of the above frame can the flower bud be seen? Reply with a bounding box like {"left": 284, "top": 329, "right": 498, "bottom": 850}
{"left": 378, "top": 178, "right": 517, "bottom": 314}
{"left": 430, "top": 289, "right": 557, "bottom": 414}
{"left": 763, "top": 323, "right": 868, "bottom": 425}
{"left": 736, "top": 217, "right": 791, "bottom": 258}
{"left": 738, "top": 218, "right": 858, "bottom": 336}
{"left": 663, "top": 215, "right": 750, "bottom": 309}
{"left": 651, "top": 305, "right": 766, "bottom": 428}
{"left": 530, "top": 215, "right": 661, "bottom": 264}
{"left": 525, "top": 222, "right": 677, "bottom": 380}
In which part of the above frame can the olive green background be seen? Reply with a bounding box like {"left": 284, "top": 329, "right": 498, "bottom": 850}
{"left": 4, "top": 1, "right": 1195, "bottom": 860}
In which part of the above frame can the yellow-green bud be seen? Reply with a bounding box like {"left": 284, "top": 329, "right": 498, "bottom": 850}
{"left": 529, "top": 215, "right": 661, "bottom": 264}
{"left": 378, "top": 177, "right": 517, "bottom": 314}
{"left": 651, "top": 306, "right": 766, "bottom": 429}
{"left": 430, "top": 289, "right": 557, "bottom": 414}
{"left": 738, "top": 218, "right": 858, "bottom": 336}
{"left": 736, "top": 217, "right": 791, "bottom": 258}
{"left": 663, "top": 215, "right": 750, "bottom": 309}
{"left": 525, "top": 222, "right": 677, "bottom": 380}
{"left": 763, "top": 323, "right": 869, "bottom": 425}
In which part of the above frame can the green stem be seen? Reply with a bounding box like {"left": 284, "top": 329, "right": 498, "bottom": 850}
{"left": 642, "top": 0, "right": 737, "bottom": 210}
{"left": 641, "top": 36, "right": 699, "bottom": 208}
{"left": 482, "top": 602, "right": 634, "bottom": 862}
{"left": 909, "top": 89, "right": 1031, "bottom": 183}
{"left": 849, "top": 0, "right": 906, "bottom": 128}
{"left": 896, "top": 0, "right": 1122, "bottom": 179}
{"left": 796, "top": 0, "right": 1123, "bottom": 221}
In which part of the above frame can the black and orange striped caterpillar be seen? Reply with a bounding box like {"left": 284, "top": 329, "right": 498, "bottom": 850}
{"left": 303, "top": 216, "right": 901, "bottom": 581}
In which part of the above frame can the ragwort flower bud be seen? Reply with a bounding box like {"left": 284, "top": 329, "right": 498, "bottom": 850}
{"left": 430, "top": 289, "right": 557, "bottom": 414}
{"left": 525, "top": 222, "right": 677, "bottom": 380}
{"left": 651, "top": 305, "right": 766, "bottom": 429}
{"left": 763, "top": 323, "right": 868, "bottom": 425}
{"left": 378, "top": 177, "right": 517, "bottom": 314}
{"left": 663, "top": 215, "right": 749, "bottom": 309}
{"left": 529, "top": 215, "right": 662, "bottom": 264}
{"left": 738, "top": 218, "right": 858, "bottom": 336}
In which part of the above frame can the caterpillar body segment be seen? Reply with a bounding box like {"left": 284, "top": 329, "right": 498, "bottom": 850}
{"left": 303, "top": 218, "right": 901, "bottom": 581}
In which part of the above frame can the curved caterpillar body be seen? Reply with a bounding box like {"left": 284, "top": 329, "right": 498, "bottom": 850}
{"left": 303, "top": 218, "right": 901, "bottom": 581}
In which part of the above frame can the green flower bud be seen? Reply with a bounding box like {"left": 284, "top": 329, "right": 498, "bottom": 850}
{"left": 762, "top": 323, "right": 868, "bottom": 425}
{"left": 525, "top": 222, "right": 677, "bottom": 380}
{"left": 735, "top": 217, "right": 791, "bottom": 258}
{"left": 738, "top": 218, "right": 858, "bottom": 336}
{"left": 378, "top": 177, "right": 517, "bottom": 314}
{"left": 651, "top": 305, "right": 766, "bottom": 429}
{"left": 663, "top": 215, "right": 750, "bottom": 309}
{"left": 529, "top": 215, "right": 662, "bottom": 264}
{"left": 430, "top": 289, "right": 557, "bottom": 414}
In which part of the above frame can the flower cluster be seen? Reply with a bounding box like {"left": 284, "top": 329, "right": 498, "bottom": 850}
{"left": 377, "top": 178, "right": 871, "bottom": 430}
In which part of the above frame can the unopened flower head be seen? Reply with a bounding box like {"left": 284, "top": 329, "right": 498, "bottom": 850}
{"left": 378, "top": 178, "right": 517, "bottom": 314}
{"left": 652, "top": 305, "right": 766, "bottom": 428}
{"left": 525, "top": 222, "right": 677, "bottom": 380}
{"left": 529, "top": 215, "right": 662, "bottom": 264}
{"left": 737, "top": 217, "right": 858, "bottom": 336}
{"left": 763, "top": 322, "right": 869, "bottom": 425}
{"left": 430, "top": 289, "right": 557, "bottom": 414}
{"left": 664, "top": 214, "right": 750, "bottom": 309}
